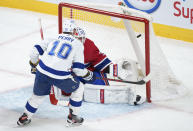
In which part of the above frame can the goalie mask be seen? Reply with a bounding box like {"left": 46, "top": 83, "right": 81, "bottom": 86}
{"left": 73, "top": 27, "right": 86, "bottom": 43}
{"left": 62, "top": 19, "right": 76, "bottom": 33}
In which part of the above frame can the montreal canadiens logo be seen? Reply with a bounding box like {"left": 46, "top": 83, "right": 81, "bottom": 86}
{"left": 123, "top": 0, "right": 161, "bottom": 13}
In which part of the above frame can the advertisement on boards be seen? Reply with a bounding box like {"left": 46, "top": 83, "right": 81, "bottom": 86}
{"left": 123, "top": 0, "right": 193, "bottom": 30}
{"left": 0, "top": 0, "right": 192, "bottom": 41}
{"left": 123, "top": 0, "right": 161, "bottom": 13}
{"left": 38, "top": 0, "right": 193, "bottom": 30}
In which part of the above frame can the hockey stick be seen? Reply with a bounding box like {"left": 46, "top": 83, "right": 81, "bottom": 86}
{"left": 38, "top": 19, "right": 68, "bottom": 106}
{"left": 96, "top": 73, "right": 151, "bottom": 85}
{"left": 37, "top": 19, "right": 68, "bottom": 106}
{"left": 38, "top": 18, "right": 44, "bottom": 40}
{"left": 50, "top": 86, "right": 69, "bottom": 106}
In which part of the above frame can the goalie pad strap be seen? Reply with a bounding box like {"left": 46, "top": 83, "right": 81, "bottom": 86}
{"left": 110, "top": 64, "right": 118, "bottom": 77}
{"left": 113, "top": 64, "right": 118, "bottom": 77}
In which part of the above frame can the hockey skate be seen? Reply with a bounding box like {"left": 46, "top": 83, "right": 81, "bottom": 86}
{"left": 133, "top": 95, "right": 145, "bottom": 105}
{"left": 66, "top": 113, "right": 84, "bottom": 127}
{"left": 17, "top": 113, "right": 31, "bottom": 126}
{"left": 129, "top": 94, "right": 146, "bottom": 106}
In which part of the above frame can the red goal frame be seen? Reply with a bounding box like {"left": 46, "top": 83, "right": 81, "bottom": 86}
{"left": 58, "top": 2, "right": 151, "bottom": 103}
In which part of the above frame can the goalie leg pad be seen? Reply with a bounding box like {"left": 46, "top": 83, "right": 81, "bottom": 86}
{"left": 84, "top": 84, "right": 145, "bottom": 105}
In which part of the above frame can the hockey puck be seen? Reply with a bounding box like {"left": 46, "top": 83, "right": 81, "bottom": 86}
{"left": 137, "top": 34, "right": 142, "bottom": 38}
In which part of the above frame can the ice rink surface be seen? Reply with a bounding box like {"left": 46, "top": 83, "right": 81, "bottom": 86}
{"left": 0, "top": 7, "right": 193, "bottom": 131}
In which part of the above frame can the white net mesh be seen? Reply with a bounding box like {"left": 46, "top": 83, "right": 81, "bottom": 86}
{"left": 59, "top": 2, "right": 187, "bottom": 102}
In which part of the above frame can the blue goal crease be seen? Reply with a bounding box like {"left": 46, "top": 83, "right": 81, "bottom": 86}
{"left": 0, "top": 86, "right": 151, "bottom": 120}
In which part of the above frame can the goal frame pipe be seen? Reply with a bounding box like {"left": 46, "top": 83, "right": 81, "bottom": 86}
{"left": 58, "top": 2, "right": 151, "bottom": 103}
{"left": 145, "top": 21, "right": 151, "bottom": 103}
{"left": 58, "top": 2, "right": 148, "bottom": 33}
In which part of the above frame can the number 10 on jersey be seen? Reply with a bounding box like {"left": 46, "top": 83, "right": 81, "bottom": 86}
{"left": 48, "top": 40, "right": 72, "bottom": 59}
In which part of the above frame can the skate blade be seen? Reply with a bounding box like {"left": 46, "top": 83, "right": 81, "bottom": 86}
{"left": 16, "top": 120, "right": 31, "bottom": 127}
{"left": 14, "top": 123, "right": 30, "bottom": 128}
{"left": 65, "top": 121, "right": 82, "bottom": 127}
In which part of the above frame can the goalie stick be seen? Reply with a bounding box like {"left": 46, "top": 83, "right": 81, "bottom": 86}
{"left": 96, "top": 73, "right": 151, "bottom": 85}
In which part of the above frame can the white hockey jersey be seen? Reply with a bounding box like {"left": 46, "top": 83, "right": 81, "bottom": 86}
{"left": 30, "top": 34, "right": 88, "bottom": 79}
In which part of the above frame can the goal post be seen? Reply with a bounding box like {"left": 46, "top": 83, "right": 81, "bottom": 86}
{"left": 53, "top": 2, "right": 186, "bottom": 104}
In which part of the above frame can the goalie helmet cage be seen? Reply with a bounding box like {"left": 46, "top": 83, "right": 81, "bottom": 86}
{"left": 56, "top": 2, "right": 186, "bottom": 103}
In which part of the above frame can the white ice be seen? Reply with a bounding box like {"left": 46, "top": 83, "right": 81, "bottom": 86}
{"left": 0, "top": 7, "right": 193, "bottom": 131}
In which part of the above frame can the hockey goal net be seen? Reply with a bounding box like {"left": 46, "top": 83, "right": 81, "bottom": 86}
{"left": 56, "top": 2, "right": 186, "bottom": 103}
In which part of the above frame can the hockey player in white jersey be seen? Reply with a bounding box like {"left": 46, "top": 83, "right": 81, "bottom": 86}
{"left": 17, "top": 19, "right": 95, "bottom": 127}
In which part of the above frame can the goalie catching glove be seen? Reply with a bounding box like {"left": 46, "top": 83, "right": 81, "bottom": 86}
{"left": 29, "top": 60, "right": 39, "bottom": 74}
{"left": 110, "top": 59, "right": 133, "bottom": 80}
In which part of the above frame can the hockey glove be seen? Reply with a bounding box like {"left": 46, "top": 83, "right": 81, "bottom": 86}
{"left": 29, "top": 60, "right": 39, "bottom": 74}
{"left": 82, "top": 70, "right": 96, "bottom": 83}
{"left": 110, "top": 59, "right": 133, "bottom": 80}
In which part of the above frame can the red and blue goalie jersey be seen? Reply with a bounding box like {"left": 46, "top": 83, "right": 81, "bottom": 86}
{"left": 84, "top": 38, "right": 111, "bottom": 72}
{"left": 83, "top": 38, "right": 112, "bottom": 85}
